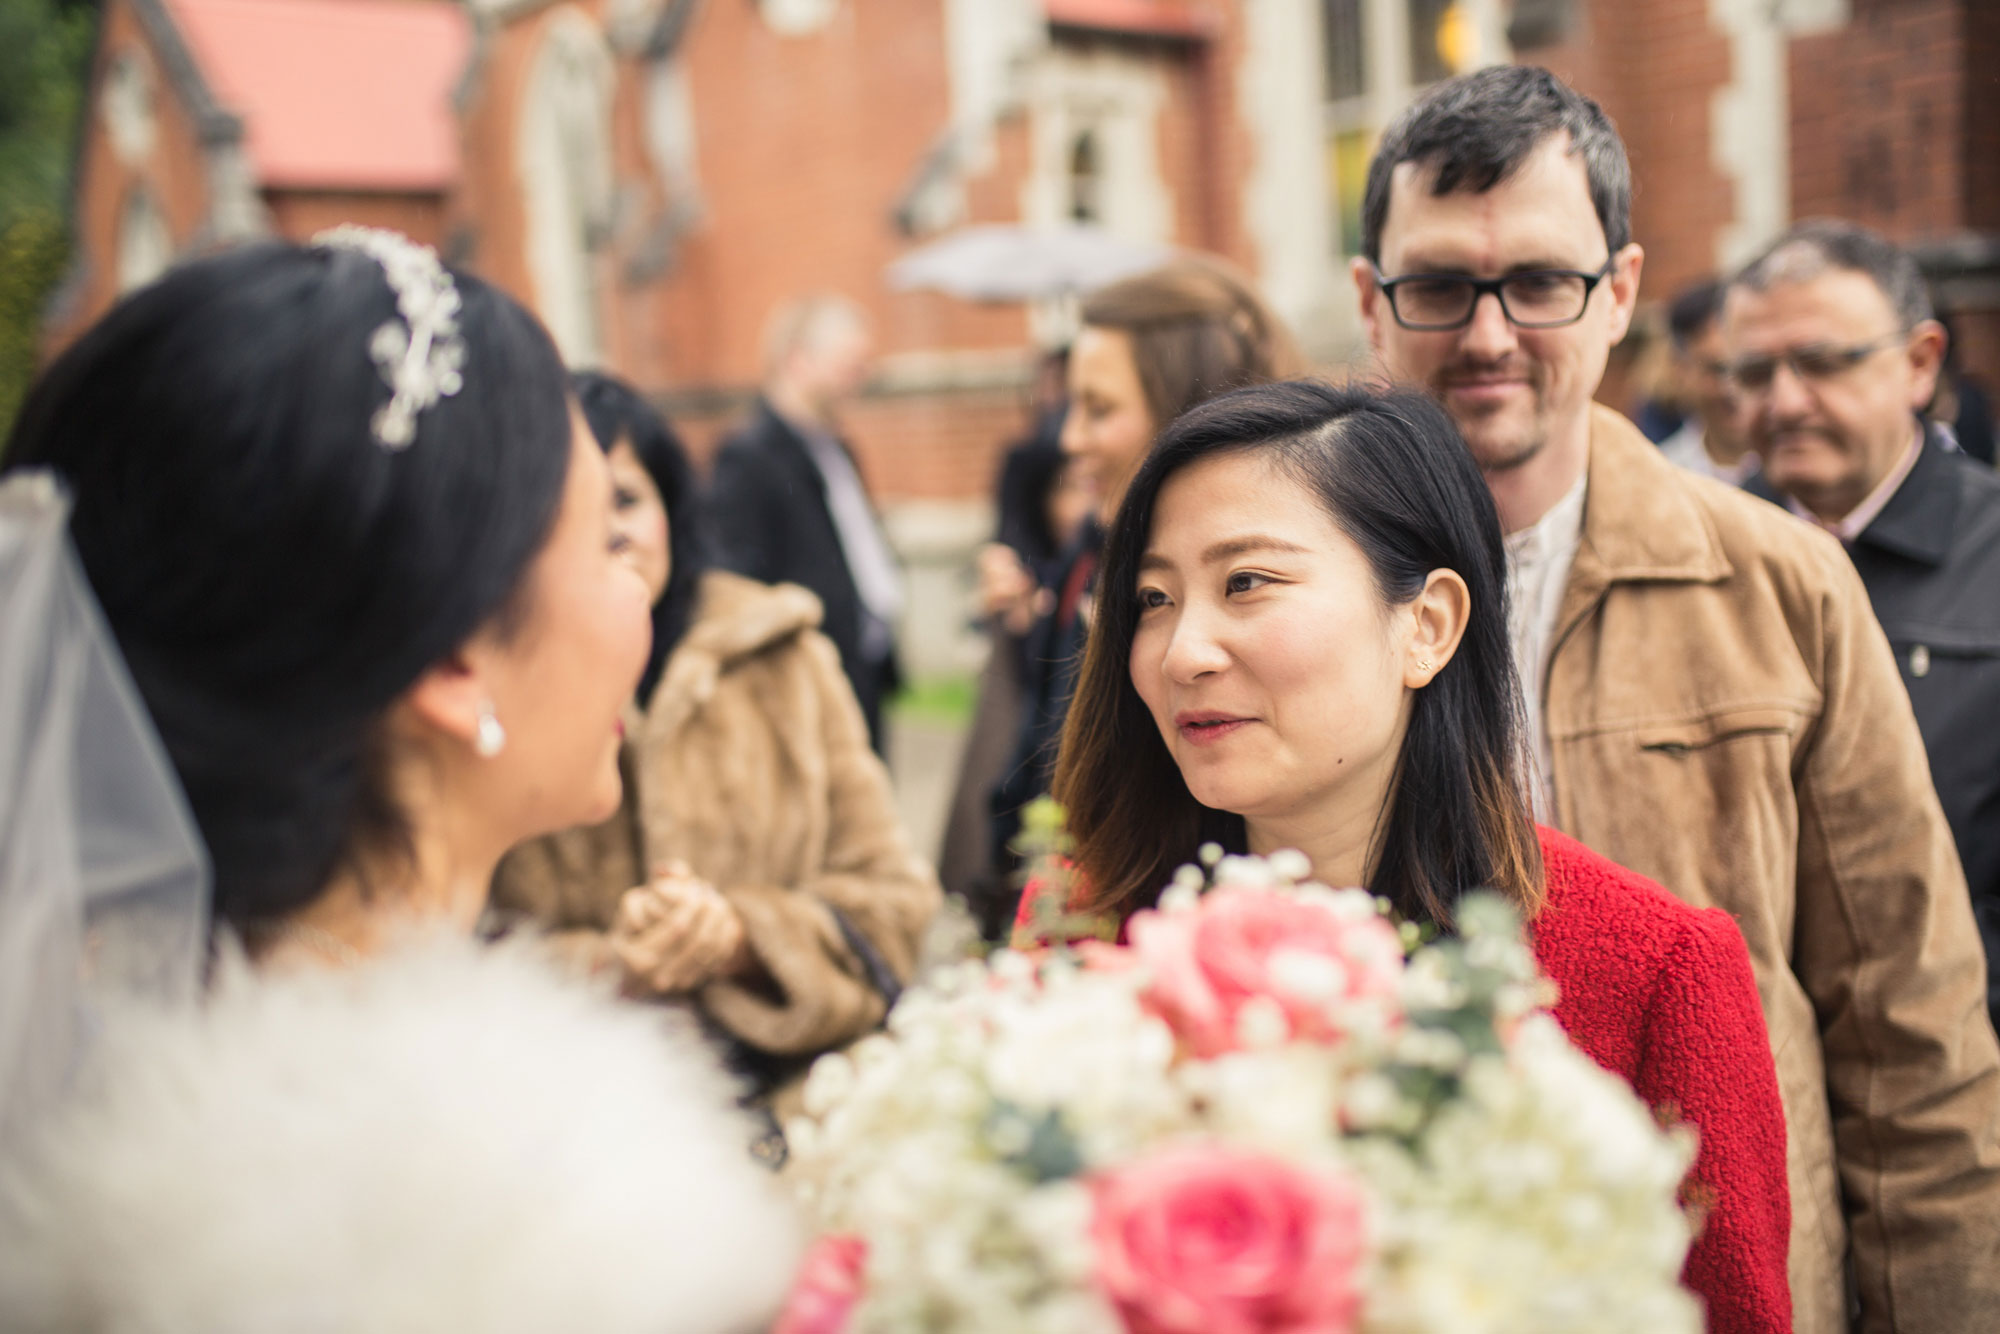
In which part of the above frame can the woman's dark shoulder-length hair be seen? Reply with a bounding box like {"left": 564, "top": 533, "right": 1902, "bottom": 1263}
{"left": 1052, "top": 379, "right": 1544, "bottom": 927}
{"left": 571, "top": 370, "right": 707, "bottom": 702}
{"left": 3, "top": 240, "right": 573, "bottom": 937}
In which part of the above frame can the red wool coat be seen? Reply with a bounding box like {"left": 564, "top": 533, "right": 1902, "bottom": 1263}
{"left": 1530, "top": 826, "right": 1790, "bottom": 1334}
{"left": 1014, "top": 826, "right": 1792, "bottom": 1334}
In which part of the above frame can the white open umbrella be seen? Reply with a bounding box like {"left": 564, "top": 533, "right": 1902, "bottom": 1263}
{"left": 886, "top": 223, "right": 1173, "bottom": 303}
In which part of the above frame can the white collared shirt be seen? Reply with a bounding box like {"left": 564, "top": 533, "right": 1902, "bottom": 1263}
{"left": 1659, "top": 421, "right": 1761, "bottom": 486}
{"left": 1504, "top": 470, "right": 1588, "bottom": 819}
{"left": 792, "top": 419, "right": 904, "bottom": 662}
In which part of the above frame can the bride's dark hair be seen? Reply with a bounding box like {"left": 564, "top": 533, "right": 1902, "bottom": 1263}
{"left": 3, "top": 241, "right": 573, "bottom": 934}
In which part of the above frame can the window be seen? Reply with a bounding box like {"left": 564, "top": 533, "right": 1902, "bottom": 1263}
{"left": 1328, "top": 129, "right": 1373, "bottom": 257}
{"left": 116, "top": 189, "right": 172, "bottom": 293}
{"left": 1324, "top": 0, "right": 1497, "bottom": 263}
{"left": 1408, "top": 0, "right": 1467, "bottom": 85}
{"left": 518, "top": 8, "right": 615, "bottom": 366}
{"left": 1322, "top": 0, "right": 1364, "bottom": 103}
{"left": 1068, "top": 129, "right": 1102, "bottom": 224}
{"left": 101, "top": 50, "right": 157, "bottom": 166}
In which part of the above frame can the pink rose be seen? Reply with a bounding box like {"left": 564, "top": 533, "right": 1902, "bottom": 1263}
{"left": 774, "top": 1235, "right": 867, "bottom": 1334}
{"left": 1128, "top": 888, "right": 1403, "bottom": 1057}
{"left": 1091, "top": 1144, "right": 1366, "bottom": 1334}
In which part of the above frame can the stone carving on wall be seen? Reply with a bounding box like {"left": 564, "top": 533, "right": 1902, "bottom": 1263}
{"left": 758, "top": 0, "right": 837, "bottom": 39}
{"left": 518, "top": 5, "right": 616, "bottom": 365}
{"left": 101, "top": 49, "right": 158, "bottom": 167}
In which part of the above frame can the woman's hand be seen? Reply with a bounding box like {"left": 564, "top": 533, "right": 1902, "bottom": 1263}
{"left": 976, "top": 543, "right": 1050, "bottom": 636}
{"left": 612, "top": 864, "right": 756, "bottom": 996}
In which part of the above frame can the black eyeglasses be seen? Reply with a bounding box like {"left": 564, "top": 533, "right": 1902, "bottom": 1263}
{"left": 1723, "top": 334, "right": 1905, "bottom": 394}
{"left": 1371, "top": 258, "right": 1616, "bottom": 331}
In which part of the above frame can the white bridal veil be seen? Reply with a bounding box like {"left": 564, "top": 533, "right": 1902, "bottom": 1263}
{"left": 0, "top": 470, "right": 207, "bottom": 1144}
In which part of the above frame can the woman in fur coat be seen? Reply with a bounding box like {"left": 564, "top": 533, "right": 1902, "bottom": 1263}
{"left": 493, "top": 373, "right": 940, "bottom": 1090}
{"left": 0, "top": 237, "right": 800, "bottom": 1332}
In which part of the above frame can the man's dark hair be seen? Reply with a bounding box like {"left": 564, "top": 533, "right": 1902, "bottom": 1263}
{"left": 1731, "top": 218, "right": 1934, "bottom": 330}
{"left": 1361, "top": 65, "right": 1631, "bottom": 263}
{"left": 1667, "top": 279, "right": 1726, "bottom": 350}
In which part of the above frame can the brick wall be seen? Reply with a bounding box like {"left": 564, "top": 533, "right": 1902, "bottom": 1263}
{"left": 1183, "top": 17, "right": 1255, "bottom": 267}
{"left": 454, "top": 0, "right": 1060, "bottom": 501}
{"left": 1790, "top": 0, "right": 1998, "bottom": 391}
{"left": 52, "top": 0, "right": 217, "bottom": 351}
{"left": 1790, "top": 0, "right": 1968, "bottom": 237}
{"left": 1519, "top": 0, "right": 1736, "bottom": 300}
{"left": 1520, "top": 0, "right": 1997, "bottom": 394}
{"left": 264, "top": 190, "right": 447, "bottom": 247}
{"left": 451, "top": 1, "right": 561, "bottom": 344}
{"left": 454, "top": 3, "right": 1264, "bottom": 504}
{"left": 1965, "top": 2, "right": 2000, "bottom": 234}
{"left": 641, "top": 0, "right": 1029, "bottom": 390}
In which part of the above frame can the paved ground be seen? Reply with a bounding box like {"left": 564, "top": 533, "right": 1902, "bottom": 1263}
{"left": 888, "top": 714, "right": 970, "bottom": 871}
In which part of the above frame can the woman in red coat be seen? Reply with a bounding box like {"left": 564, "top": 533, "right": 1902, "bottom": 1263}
{"left": 1027, "top": 381, "right": 1790, "bottom": 1334}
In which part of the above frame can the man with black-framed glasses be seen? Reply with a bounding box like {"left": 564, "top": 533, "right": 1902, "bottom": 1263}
{"left": 1728, "top": 220, "right": 2000, "bottom": 1054}
{"left": 1354, "top": 66, "right": 2000, "bottom": 1334}
{"left": 1368, "top": 255, "right": 1618, "bottom": 331}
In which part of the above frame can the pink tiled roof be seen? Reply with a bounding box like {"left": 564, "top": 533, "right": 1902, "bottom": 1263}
{"left": 167, "top": 0, "right": 470, "bottom": 192}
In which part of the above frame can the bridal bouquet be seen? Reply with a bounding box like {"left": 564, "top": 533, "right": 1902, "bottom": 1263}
{"left": 778, "top": 848, "right": 1701, "bottom": 1334}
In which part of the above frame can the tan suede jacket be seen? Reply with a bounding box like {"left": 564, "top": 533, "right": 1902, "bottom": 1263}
{"left": 493, "top": 570, "right": 940, "bottom": 1060}
{"left": 1547, "top": 407, "right": 2000, "bottom": 1333}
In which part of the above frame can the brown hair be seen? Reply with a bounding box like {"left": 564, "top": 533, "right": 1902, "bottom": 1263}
{"left": 1053, "top": 380, "right": 1543, "bottom": 928}
{"left": 1078, "top": 256, "right": 1304, "bottom": 432}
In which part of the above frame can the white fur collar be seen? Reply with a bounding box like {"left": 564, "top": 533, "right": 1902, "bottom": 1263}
{"left": 0, "top": 936, "right": 801, "bottom": 1333}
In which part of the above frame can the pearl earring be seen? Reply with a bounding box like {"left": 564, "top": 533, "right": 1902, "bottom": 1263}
{"left": 473, "top": 701, "right": 506, "bottom": 758}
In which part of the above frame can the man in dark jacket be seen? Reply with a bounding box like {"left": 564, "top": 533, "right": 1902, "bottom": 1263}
{"left": 707, "top": 294, "right": 902, "bottom": 754}
{"left": 1730, "top": 219, "right": 2000, "bottom": 1031}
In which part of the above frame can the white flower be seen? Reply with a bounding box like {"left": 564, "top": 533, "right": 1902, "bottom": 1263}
{"left": 1268, "top": 948, "right": 1349, "bottom": 1003}
{"left": 1211, "top": 854, "right": 1279, "bottom": 889}
{"left": 1266, "top": 847, "right": 1314, "bottom": 883}
{"left": 801, "top": 1052, "right": 855, "bottom": 1118}
{"left": 1342, "top": 1072, "right": 1404, "bottom": 1131}
{"left": 785, "top": 852, "right": 1701, "bottom": 1334}
{"left": 1013, "top": 1180, "right": 1096, "bottom": 1280}
{"left": 1185, "top": 1047, "right": 1344, "bottom": 1153}
{"left": 1233, "top": 995, "right": 1291, "bottom": 1050}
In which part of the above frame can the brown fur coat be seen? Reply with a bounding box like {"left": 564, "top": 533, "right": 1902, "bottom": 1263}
{"left": 493, "top": 570, "right": 939, "bottom": 1058}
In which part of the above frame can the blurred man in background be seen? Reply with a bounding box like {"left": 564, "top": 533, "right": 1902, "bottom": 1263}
{"left": 1730, "top": 218, "right": 2000, "bottom": 1038}
{"left": 1658, "top": 277, "right": 1758, "bottom": 484}
{"left": 708, "top": 294, "right": 903, "bottom": 755}
{"left": 1352, "top": 64, "right": 2000, "bottom": 1332}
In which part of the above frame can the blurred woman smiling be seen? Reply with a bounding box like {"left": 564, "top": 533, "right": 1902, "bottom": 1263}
{"left": 985, "top": 258, "right": 1300, "bottom": 918}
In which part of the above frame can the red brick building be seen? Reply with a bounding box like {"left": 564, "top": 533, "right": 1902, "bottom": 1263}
{"left": 56, "top": 0, "right": 2000, "bottom": 512}
{"left": 58, "top": 0, "right": 468, "bottom": 335}
{"left": 1518, "top": 0, "right": 2000, "bottom": 417}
